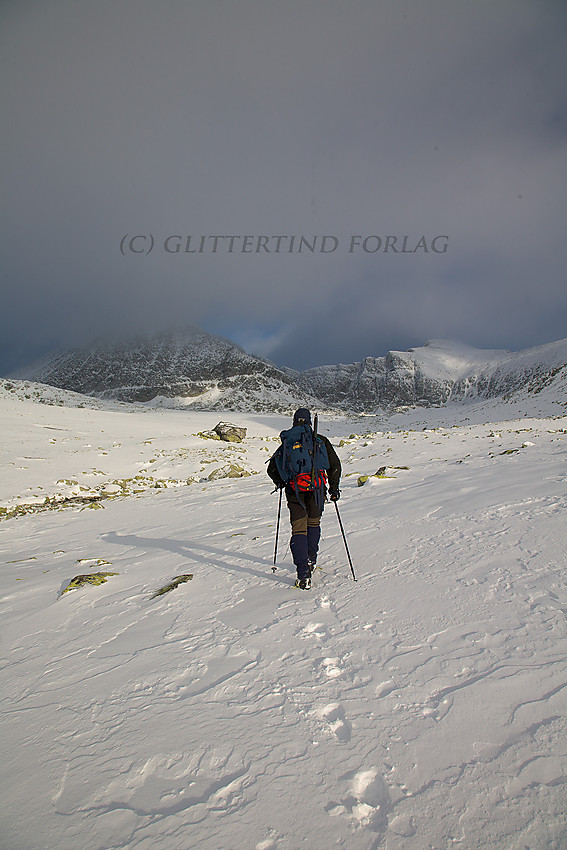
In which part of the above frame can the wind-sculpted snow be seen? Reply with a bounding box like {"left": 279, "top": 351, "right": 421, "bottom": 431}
{"left": 1, "top": 388, "right": 566, "bottom": 849}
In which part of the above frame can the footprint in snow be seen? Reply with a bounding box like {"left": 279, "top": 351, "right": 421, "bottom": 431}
{"left": 326, "top": 767, "right": 390, "bottom": 833}
{"left": 321, "top": 657, "right": 343, "bottom": 678}
{"left": 315, "top": 702, "right": 352, "bottom": 742}
{"left": 301, "top": 622, "right": 329, "bottom": 642}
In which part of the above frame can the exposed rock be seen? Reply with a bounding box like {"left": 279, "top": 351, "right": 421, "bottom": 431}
{"left": 198, "top": 429, "right": 221, "bottom": 441}
{"left": 213, "top": 422, "right": 247, "bottom": 442}
{"left": 62, "top": 572, "right": 118, "bottom": 593}
{"left": 208, "top": 463, "right": 251, "bottom": 481}
{"left": 151, "top": 574, "right": 193, "bottom": 598}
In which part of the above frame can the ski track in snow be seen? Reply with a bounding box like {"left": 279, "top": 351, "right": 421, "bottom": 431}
{"left": 1, "top": 393, "right": 566, "bottom": 849}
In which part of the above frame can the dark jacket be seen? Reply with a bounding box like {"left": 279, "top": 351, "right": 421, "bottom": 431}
{"left": 267, "top": 433, "right": 341, "bottom": 494}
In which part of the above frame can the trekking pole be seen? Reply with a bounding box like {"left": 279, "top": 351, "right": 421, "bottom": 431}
{"left": 272, "top": 487, "right": 283, "bottom": 571}
{"left": 333, "top": 500, "right": 357, "bottom": 581}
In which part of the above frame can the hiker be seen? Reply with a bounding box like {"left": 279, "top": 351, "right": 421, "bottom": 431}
{"left": 268, "top": 408, "right": 341, "bottom": 589}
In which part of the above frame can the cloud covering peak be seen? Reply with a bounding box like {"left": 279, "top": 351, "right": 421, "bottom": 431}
{"left": 1, "top": 0, "right": 566, "bottom": 374}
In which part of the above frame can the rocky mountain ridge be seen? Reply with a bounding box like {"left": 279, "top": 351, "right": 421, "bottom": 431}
{"left": 12, "top": 330, "right": 318, "bottom": 412}
{"left": 12, "top": 330, "right": 567, "bottom": 414}
{"left": 300, "top": 339, "right": 567, "bottom": 410}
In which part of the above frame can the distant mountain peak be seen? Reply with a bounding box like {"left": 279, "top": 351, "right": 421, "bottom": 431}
{"left": 13, "top": 328, "right": 316, "bottom": 411}
{"left": 299, "top": 337, "right": 567, "bottom": 412}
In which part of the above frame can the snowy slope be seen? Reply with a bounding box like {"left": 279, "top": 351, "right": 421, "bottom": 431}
{"left": 1, "top": 387, "right": 566, "bottom": 850}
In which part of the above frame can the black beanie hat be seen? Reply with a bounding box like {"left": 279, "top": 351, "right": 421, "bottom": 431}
{"left": 293, "top": 408, "right": 312, "bottom": 425}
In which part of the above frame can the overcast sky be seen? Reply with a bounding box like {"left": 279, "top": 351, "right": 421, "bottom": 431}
{"left": 1, "top": 0, "right": 566, "bottom": 374}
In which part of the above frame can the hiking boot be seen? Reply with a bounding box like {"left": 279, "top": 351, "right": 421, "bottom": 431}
{"left": 294, "top": 577, "right": 312, "bottom": 590}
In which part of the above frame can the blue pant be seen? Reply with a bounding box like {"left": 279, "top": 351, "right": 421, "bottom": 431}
{"left": 287, "top": 489, "right": 323, "bottom": 579}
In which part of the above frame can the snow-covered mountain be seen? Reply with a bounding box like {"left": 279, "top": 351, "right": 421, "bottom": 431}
{"left": 13, "top": 329, "right": 318, "bottom": 412}
{"left": 300, "top": 338, "right": 567, "bottom": 411}
{"left": 13, "top": 331, "right": 567, "bottom": 414}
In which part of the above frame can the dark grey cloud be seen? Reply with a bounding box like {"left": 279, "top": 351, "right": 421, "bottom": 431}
{"left": 1, "top": 0, "right": 566, "bottom": 374}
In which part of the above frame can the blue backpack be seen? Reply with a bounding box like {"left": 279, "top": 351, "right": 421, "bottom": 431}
{"left": 274, "top": 422, "right": 329, "bottom": 503}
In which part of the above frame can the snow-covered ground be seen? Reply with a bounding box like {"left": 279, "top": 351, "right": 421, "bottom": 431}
{"left": 1, "top": 380, "right": 566, "bottom": 849}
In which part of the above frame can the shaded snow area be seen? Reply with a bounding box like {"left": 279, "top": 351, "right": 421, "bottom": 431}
{"left": 1, "top": 383, "right": 566, "bottom": 850}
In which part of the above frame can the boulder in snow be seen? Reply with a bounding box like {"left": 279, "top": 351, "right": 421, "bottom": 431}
{"left": 213, "top": 422, "right": 247, "bottom": 442}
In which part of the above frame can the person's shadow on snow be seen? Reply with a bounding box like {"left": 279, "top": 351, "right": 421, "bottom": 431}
{"left": 101, "top": 531, "right": 291, "bottom": 585}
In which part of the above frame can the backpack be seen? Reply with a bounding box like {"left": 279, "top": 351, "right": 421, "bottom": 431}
{"left": 274, "top": 421, "right": 329, "bottom": 501}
